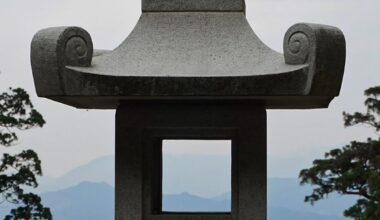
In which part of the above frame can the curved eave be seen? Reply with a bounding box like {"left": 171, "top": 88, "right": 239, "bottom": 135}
{"left": 31, "top": 12, "right": 345, "bottom": 110}
{"left": 40, "top": 65, "right": 337, "bottom": 109}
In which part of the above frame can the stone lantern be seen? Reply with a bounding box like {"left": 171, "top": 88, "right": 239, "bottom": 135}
{"left": 30, "top": 0, "right": 346, "bottom": 219}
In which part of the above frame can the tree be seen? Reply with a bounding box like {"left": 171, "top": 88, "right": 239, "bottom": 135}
{"left": 299, "top": 86, "right": 380, "bottom": 220}
{"left": 0, "top": 87, "right": 52, "bottom": 220}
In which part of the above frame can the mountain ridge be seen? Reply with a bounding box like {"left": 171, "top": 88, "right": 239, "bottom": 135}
{"left": 38, "top": 181, "right": 347, "bottom": 220}
{"left": 19, "top": 155, "right": 355, "bottom": 219}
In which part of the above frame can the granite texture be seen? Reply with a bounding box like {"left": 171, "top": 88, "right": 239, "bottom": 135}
{"left": 30, "top": 1, "right": 346, "bottom": 109}
{"left": 142, "top": 0, "right": 245, "bottom": 12}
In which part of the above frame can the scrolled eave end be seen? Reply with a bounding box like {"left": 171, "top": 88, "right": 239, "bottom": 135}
{"left": 30, "top": 26, "right": 93, "bottom": 96}
{"left": 283, "top": 23, "right": 346, "bottom": 96}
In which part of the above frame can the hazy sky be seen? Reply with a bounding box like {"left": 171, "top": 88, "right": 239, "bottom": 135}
{"left": 1, "top": 0, "right": 379, "bottom": 178}
{"left": 163, "top": 140, "right": 232, "bottom": 197}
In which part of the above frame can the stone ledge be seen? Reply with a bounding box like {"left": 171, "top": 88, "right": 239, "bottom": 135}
{"left": 142, "top": 0, "right": 245, "bottom": 12}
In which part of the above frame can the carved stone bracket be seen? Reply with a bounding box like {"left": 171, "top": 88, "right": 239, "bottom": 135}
{"left": 284, "top": 23, "right": 346, "bottom": 95}
{"left": 31, "top": 27, "right": 93, "bottom": 95}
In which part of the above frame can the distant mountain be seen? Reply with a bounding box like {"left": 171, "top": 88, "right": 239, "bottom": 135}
{"left": 37, "top": 155, "right": 114, "bottom": 192}
{"left": 42, "top": 181, "right": 114, "bottom": 220}
{"left": 269, "top": 207, "right": 346, "bottom": 220}
{"left": 0, "top": 181, "right": 114, "bottom": 220}
{"left": 163, "top": 154, "right": 231, "bottom": 198}
{"left": 268, "top": 178, "right": 355, "bottom": 216}
{"left": 212, "top": 192, "right": 231, "bottom": 201}
{"left": 37, "top": 182, "right": 346, "bottom": 220}
{"left": 0, "top": 180, "right": 349, "bottom": 220}
{"left": 163, "top": 192, "right": 230, "bottom": 212}
{"left": 38, "top": 154, "right": 232, "bottom": 197}
{"left": 22, "top": 155, "right": 355, "bottom": 219}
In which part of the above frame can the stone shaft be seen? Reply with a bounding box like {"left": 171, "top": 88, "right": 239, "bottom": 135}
{"left": 116, "top": 102, "right": 267, "bottom": 220}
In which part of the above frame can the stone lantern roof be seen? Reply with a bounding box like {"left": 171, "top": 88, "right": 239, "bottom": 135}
{"left": 31, "top": 0, "right": 346, "bottom": 109}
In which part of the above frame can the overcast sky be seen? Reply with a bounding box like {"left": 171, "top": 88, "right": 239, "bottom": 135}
{"left": 1, "top": 0, "right": 379, "bottom": 178}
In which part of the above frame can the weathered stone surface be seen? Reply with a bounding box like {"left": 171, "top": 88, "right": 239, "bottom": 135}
{"left": 31, "top": 27, "right": 93, "bottom": 96}
{"left": 284, "top": 23, "right": 346, "bottom": 96}
{"left": 30, "top": 1, "right": 345, "bottom": 110}
{"left": 142, "top": 0, "right": 245, "bottom": 12}
{"left": 116, "top": 102, "right": 266, "bottom": 220}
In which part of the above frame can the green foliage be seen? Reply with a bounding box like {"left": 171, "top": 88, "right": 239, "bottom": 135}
{"left": 299, "top": 86, "right": 380, "bottom": 220}
{"left": 0, "top": 88, "right": 45, "bottom": 146}
{"left": 0, "top": 87, "right": 51, "bottom": 220}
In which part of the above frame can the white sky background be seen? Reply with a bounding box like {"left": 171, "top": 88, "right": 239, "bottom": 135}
{"left": 0, "top": 0, "right": 379, "bottom": 178}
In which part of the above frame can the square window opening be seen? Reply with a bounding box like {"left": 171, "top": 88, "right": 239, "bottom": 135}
{"left": 162, "top": 139, "right": 232, "bottom": 213}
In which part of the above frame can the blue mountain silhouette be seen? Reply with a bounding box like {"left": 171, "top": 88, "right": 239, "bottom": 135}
{"left": 0, "top": 155, "right": 354, "bottom": 219}
{"left": 37, "top": 181, "right": 346, "bottom": 220}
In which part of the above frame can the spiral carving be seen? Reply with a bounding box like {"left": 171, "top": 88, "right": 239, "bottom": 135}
{"left": 282, "top": 23, "right": 346, "bottom": 96}
{"left": 284, "top": 31, "right": 310, "bottom": 65}
{"left": 283, "top": 23, "right": 317, "bottom": 65}
{"left": 288, "top": 32, "right": 309, "bottom": 54}
{"left": 59, "top": 27, "right": 93, "bottom": 67}
{"left": 31, "top": 26, "right": 93, "bottom": 95}
{"left": 65, "top": 36, "right": 90, "bottom": 66}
